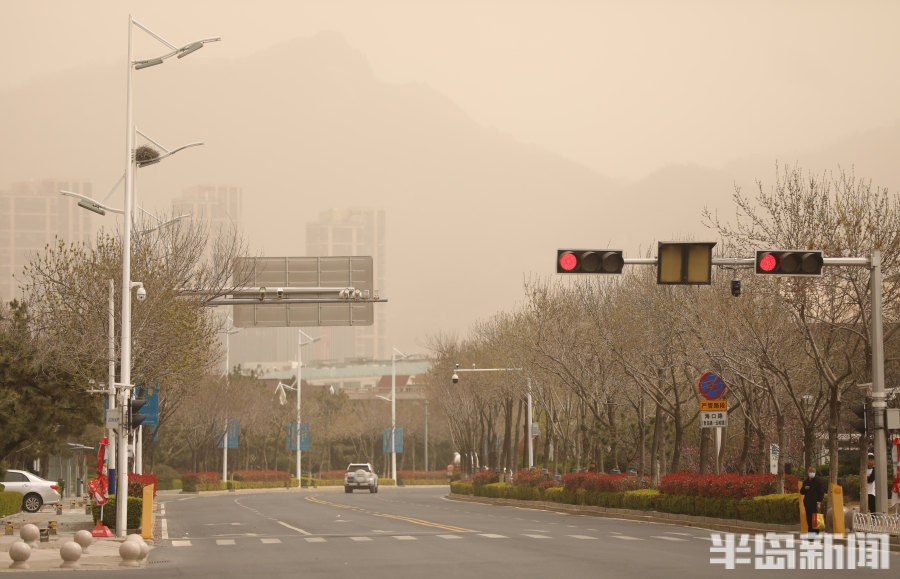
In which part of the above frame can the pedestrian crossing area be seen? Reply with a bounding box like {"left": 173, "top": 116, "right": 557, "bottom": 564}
{"left": 168, "top": 531, "right": 703, "bottom": 548}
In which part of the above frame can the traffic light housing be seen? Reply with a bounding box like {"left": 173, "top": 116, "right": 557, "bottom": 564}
{"left": 657, "top": 242, "right": 716, "bottom": 285}
{"left": 755, "top": 250, "right": 824, "bottom": 276}
{"left": 557, "top": 250, "right": 624, "bottom": 274}
{"left": 128, "top": 397, "right": 147, "bottom": 430}
{"left": 849, "top": 402, "right": 868, "bottom": 435}
{"left": 730, "top": 279, "right": 741, "bottom": 297}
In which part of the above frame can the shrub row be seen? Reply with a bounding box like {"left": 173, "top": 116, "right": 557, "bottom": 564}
{"left": 0, "top": 491, "right": 21, "bottom": 516}
{"left": 658, "top": 472, "right": 800, "bottom": 499}
{"left": 232, "top": 470, "right": 290, "bottom": 483}
{"left": 181, "top": 472, "right": 222, "bottom": 492}
{"left": 454, "top": 476, "right": 802, "bottom": 525}
{"left": 562, "top": 473, "right": 651, "bottom": 493}
{"left": 128, "top": 472, "right": 159, "bottom": 498}
{"left": 90, "top": 495, "right": 143, "bottom": 529}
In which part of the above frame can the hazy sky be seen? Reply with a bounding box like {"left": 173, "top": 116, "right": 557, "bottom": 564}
{"left": 4, "top": 1, "right": 900, "bottom": 356}
{"left": 5, "top": 0, "right": 900, "bottom": 180}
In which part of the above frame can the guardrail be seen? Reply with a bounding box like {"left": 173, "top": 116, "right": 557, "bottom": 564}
{"left": 852, "top": 512, "right": 900, "bottom": 536}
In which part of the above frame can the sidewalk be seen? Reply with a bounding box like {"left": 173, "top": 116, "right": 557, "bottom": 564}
{"left": 0, "top": 501, "right": 150, "bottom": 572}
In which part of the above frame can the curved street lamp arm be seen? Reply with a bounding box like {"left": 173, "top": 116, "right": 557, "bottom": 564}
{"left": 60, "top": 190, "right": 125, "bottom": 214}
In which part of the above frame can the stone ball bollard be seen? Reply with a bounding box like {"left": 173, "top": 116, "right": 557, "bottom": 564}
{"left": 124, "top": 533, "right": 150, "bottom": 560}
{"left": 8, "top": 541, "right": 31, "bottom": 570}
{"left": 59, "top": 541, "right": 83, "bottom": 569}
{"left": 74, "top": 529, "right": 95, "bottom": 553}
{"left": 119, "top": 539, "right": 142, "bottom": 567}
{"left": 20, "top": 523, "right": 40, "bottom": 548}
{"left": 125, "top": 533, "right": 145, "bottom": 544}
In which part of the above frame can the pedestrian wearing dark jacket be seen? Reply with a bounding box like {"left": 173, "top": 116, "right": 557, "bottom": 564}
{"left": 800, "top": 467, "right": 826, "bottom": 534}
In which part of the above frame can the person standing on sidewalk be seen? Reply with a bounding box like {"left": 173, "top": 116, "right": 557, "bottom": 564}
{"left": 800, "top": 466, "right": 825, "bottom": 535}
{"left": 866, "top": 453, "right": 876, "bottom": 513}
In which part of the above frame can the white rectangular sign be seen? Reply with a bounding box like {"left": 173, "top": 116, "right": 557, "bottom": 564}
{"left": 700, "top": 411, "right": 727, "bottom": 428}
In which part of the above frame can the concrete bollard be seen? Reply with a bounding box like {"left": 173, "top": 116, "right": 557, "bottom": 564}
{"left": 4, "top": 521, "right": 13, "bottom": 535}
{"left": 74, "top": 529, "right": 95, "bottom": 553}
{"left": 49, "top": 521, "right": 58, "bottom": 535}
{"left": 20, "top": 523, "right": 40, "bottom": 548}
{"left": 119, "top": 540, "right": 142, "bottom": 567}
{"left": 59, "top": 541, "right": 83, "bottom": 569}
{"left": 39, "top": 528, "right": 50, "bottom": 543}
{"left": 8, "top": 541, "right": 31, "bottom": 570}
{"left": 56, "top": 503, "right": 62, "bottom": 515}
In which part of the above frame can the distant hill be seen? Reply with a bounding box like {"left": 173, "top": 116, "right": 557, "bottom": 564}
{"left": 2, "top": 31, "right": 898, "bottom": 349}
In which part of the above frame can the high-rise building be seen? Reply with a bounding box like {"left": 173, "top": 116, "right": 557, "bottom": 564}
{"left": 306, "top": 208, "right": 386, "bottom": 360}
{"left": 172, "top": 184, "right": 242, "bottom": 231}
{"left": 0, "top": 179, "right": 94, "bottom": 303}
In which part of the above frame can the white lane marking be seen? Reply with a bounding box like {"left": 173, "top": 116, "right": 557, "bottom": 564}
{"left": 567, "top": 535, "right": 598, "bottom": 540}
{"left": 305, "top": 537, "right": 326, "bottom": 543}
{"left": 161, "top": 518, "right": 168, "bottom": 540}
{"left": 261, "top": 538, "right": 282, "bottom": 544}
{"left": 277, "top": 521, "right": 311, "bottom": 535}
{"left": 609, "top": 535, "right": 642, "bottom": 541}
{"left": 216, "top": 539, "right": 236, "bottom": 546}
{"left": 160, "top": 505, "right": 166, "bottom": 516}
{"left": 523, "top": 534, "right": 552, "bottom": 539}
{"left": 438, "top": 535, "right": 463, "bottom": 540}
{"left": 350, "top": 537, "right": 372, "bottom": 542}
{"left": 172, "top": 540, "right": 192, "bottom": 547}
{"left": 694, "top": 536, "right": 713, "bottom": 541}
{"left": 665, "top": 531, "right": 692, "bottom": 536}
{"left": 479, "top": 534, "right": 507, "bottom": 539}
{"left": 652, "top": 536, "right": 687, "bottom": 541}
{"left": 393, "top": 536, "right": 417, "bottom": 541}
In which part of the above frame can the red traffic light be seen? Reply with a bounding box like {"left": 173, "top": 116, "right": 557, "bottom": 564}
{"left": 755, "top": 250, "right": 823, "bottom": 276}
{"left": 557, "top": 250, "right": 624, "bottom": 274}
{"left": 559, "top": 252, "right": 578, "bottom": 272}
{"left": 758, "top": 253, "right": 778, "bottom": 272}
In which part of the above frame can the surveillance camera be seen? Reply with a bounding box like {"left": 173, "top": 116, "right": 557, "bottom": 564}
{"left": 730, "top": 278, "right": 741, "bottom": 298}
{"left": 135, "top": 286, "right": 147, "bottom": 301}
{"left": 276, "top": 288, "right": 284, "bottom": 299}
{"left": 452, "top": 373, "right": 459, "bottom": 384}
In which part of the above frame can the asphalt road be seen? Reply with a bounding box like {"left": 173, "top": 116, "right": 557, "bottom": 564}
{"left": 23, "top": 486, "right": 896, "bottom": 578}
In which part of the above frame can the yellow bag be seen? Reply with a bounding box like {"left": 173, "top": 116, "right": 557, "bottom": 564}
{"left": 815, "top": 513, "right": 825, "bottom": 530}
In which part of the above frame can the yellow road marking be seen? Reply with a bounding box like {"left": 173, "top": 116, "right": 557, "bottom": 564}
{"left": 305, "top": 495, "right": 477, "bottom": 533}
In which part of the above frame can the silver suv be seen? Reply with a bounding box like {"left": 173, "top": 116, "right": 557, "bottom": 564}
{"left": 1, "top": 470, "right": 62, "bottom": 513}
{"left": 344, "top": 463, "right": 378, "bottom": 493}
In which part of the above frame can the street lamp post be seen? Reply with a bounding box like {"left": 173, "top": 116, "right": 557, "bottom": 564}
{"left": 390, "top": 348, "right": 408, "bottom": 482}
{"left": 115, "top": 15, "right": 219, "bottom": 538}
{"left": 296, "top": 329, "right": 320, "bottom": 486}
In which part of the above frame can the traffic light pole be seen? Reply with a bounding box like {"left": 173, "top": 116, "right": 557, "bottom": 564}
{"left": 622, "top": 252, "right": 887, "bottom": 512}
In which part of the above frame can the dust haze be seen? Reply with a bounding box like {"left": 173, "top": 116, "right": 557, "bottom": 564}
{"left": 3, "top": 0, "right": 900, "bottom": 355}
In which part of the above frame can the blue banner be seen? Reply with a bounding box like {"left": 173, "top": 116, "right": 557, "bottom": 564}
{"left": 216, "top": 419, "right": 239, "bottom": 449}
{"left": 382, "top": 428, "right": 403, "bottom": 453}
{"left": 286, "top": 423, "right": 310, "bottom": 451}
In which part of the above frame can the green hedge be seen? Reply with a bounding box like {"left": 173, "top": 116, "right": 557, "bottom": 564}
{"left": 90, "top": 495, "right": 142, "bottom": 529}
{"left": 450, "top": 481, "right": 474, "bottom": 495}
{"left": 455, "top": 481, "right": 799, "bottom": 525}
{"left": 0, "top": 491, "right": 22, "bottom": 516}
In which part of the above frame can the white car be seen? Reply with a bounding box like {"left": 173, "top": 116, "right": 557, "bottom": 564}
{"left": 1, "top": 470, "right": 62, "bottom": 513}
{"left": 344, "top": 463, "right": 378, "bottom": 493}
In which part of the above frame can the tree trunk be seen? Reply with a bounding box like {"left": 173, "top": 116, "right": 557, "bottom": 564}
{"left": 650, "top": 401, "right": 664, "bottom": 487}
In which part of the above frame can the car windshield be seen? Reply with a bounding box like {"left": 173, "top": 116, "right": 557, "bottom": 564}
{"left": 348, "top": 465, "right": 369, "bottom": 472}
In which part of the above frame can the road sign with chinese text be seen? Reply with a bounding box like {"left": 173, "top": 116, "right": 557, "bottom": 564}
{"left": 700, "top": 411, "right": 728, "bottom": 428}
{"left": 700, "top": 400, "right": 728, "bottom": 412}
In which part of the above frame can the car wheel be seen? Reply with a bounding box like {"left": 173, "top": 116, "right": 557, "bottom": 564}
{"left": 23, "top": 493, "right": 42, "bottom": 513}
{"left": 345, "top": 486, "right": 352, "bottom": 493}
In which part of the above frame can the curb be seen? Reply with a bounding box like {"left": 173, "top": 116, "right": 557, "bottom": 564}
{"left": 446, "top": 493, "right": 900, "bottom": 552}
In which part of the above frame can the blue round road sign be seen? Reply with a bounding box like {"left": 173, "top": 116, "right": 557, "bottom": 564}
{"left": 699, "top": 373, "right": 726, "bottom": 400}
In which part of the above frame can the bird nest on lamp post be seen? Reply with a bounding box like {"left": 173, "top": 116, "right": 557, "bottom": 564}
{"left": 135, "top": 145, "right": 160, "bottom": 163}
